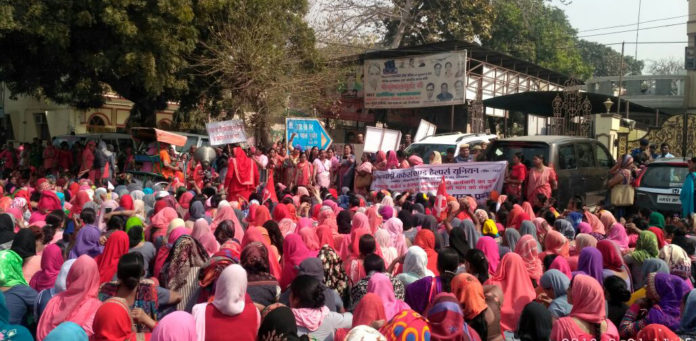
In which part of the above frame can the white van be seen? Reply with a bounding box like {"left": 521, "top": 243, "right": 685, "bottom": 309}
{"left": 404, "top": 133, "right": 497, "bottom": 163}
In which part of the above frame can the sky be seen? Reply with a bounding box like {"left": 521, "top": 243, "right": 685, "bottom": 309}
{"left": 551, "top": 0, "right": 688, "bottom": 65}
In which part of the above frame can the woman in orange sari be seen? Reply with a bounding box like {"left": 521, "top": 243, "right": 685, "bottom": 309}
{"left": 294, "top": 152, "right": 313, "bottom": 188}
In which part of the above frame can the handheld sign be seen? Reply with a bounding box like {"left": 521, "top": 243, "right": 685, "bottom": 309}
{"left": 414, "top": 119, "right": 437, "bottom": 142}
{"left": 206, "top": 119, "right": 247, "bottom": 146}
{"left": 363, "top": 126, "right": 402, "bottom": 153}
{"left": 286, "top": 118, "right": 332, "bottom": 151}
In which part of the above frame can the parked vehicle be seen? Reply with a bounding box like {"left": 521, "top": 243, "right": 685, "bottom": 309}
{"left": 485, "top": 135, "right": 616, "bottom": 208}
{"left": 52, "top": 133, "right": 135, "bottom": 153}
{"left": 634, "top": 158, "right": 689, "bottom": 215}
{"left": 404, "top": 133, "right": 497, "bottom": 163}
{"left": 176, "top": 133, "right": 210, "bottom": 153}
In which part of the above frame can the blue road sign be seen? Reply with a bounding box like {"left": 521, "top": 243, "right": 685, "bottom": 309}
{"left": 286, "top": 118, "right": 332, "bottom": 151}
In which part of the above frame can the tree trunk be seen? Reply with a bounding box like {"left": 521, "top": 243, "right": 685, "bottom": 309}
{"left": 389, "top": 0, "right": 415, "bottom": 49}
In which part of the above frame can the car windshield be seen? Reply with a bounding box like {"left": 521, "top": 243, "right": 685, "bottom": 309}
{"left": 486, "top": 141, "right": 549, "bottom": 168}
{"left": 641, "top": 164, "right": 689, "bottom": 188}
{"left": 404, "top": 143, "right": 456, "bottom": 163}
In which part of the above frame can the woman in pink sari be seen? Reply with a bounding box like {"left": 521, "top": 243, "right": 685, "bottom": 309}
{"left": 374, "top": 151, "right": 388, "bottom": 171}
{"left": 294, "top": 152, "right": 314, "bottom": 188}
{"left": 551, "top": 274, "right": 620, "bottom": 341}
{"left": 279, "top": 233, "right": 317, "bottom": 290}
{"left": 485, "top": 253, "right": 536, "bottom": 332}
{"left": 210, "top": 206, "right": 244, "bottom": 241}
{"left": 36, "top": 255, "right": 103, "bottom": 340}
{"left": 386, "top": 150, "right": 399, "bottom": 169}
{"left": 526, "top": 155, "right": 557, "bottom": 207}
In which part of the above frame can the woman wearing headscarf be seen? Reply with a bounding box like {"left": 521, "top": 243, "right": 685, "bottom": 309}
{"left": 548, "top": 255, "right": 572, "bottom": 280}
{"left": 34, "top": 259, "right": 75, "bottom": 320}
{"left": 424, "top": 293, "right": 481, "bottom": 341}
{"left": 679, "top": 289, "right": 696, "bottom": 340}
{"left": 187, "top": 201, "right": 210, "bottom": 228}
{"left": 415, "top": 229, "right": 439, "bottom": 276}
{"left": 649, "top": 211, "right": 666, "bottom": 229}
{"left": 317, "top": 245, "right": 349, "bottom": 303}
{"left": 404, "top": 248, "right": 460, "bottom": 315}
{"left": 242, "top": 226, "right": 282, "bottom": 281}
{"left": 334, "top": 293, "right": 385, "bottom": 341}
{"left": 606, "top": 222, "right": 630, "bottom": 252}
{"left": 36, "top": 255, "right": 102, "bottom": 340}
{"left": 241, "top": 241, "right": 280, "bottom": 308}
{"left": 365, "top": 207, "right": 381, "bottom": 234}
{"left": 620, "top": 273, "right": 690, "bottom": 338}
{"left": 159, "top": 234, "right": 209, "bottom": 311}
{"left": 0, "top": 214, "right": 15, "bottom": 250}
{"left": 29, "top": 243, "right": 64, "bottom": 292}
{"left": 192, "top": 265, "right": 259, "bottom": 341}
{"left": 150, "top": 311, "right": 197, "bottom": 341}
{"left": 604, "top": 275, "right": 632, "bottom": 328}
{"left": 429, "top": 151, "right": 442, "bottom": 165}
{"left": 518, "top": 220, "right": 541, "bottom": 251}
{"left": 210, "top": 205, "right": 244, "bottom": 242}
{"left": 153, "top": 227, "right": 189, "bottom": 279}
{"left": 659, "top": 244, "right": 693, "bottom": 287}
{"left": 624, "top": 230, "right": 659, "bottom": 289}
{"left": 541, "top": 230, "right": 570, "bottom": 259}
{"left": 299, "top": 228, "right": 321, "bottom": 252}
{"left": 514, "top": 235, "right": 543, "bottom": 284}
{"left": 485, "top": 253, "right": 536, "bottom": 333}
{"left": 375, "top": 229, "right": 397, "bottom": 268}
{"left": 383, "top": 217, "right": 407, "bottom": 258}
{"left": 94, "top": 231, "right": 129, "bottom": 284}
{"left": 539, "top": 269, "right": 572, "bottom": 319}
{"left": 649, "top": 226, "right": 667, "bottom": 248}
{"left": 148, "top": 206, "right": 179, "bottom": 247}
{"left": 280, "top": 233, "right": 317, "bottom": 290}
{"left": 575, "top": 247, "right": 604, "bottom": 285}
{"left": 449, "top": 226, "right": 471, "bottom": 268}
{"left": 498, "top": 229, "right": 520, "bottom": 258}
{"left": 68, "top": 210, "right": 103, "bottom": 259}
{"left": 516, "top": 302, "right": 552, "bottom": 341}
{"left": 627, "top": 258, "right": 670, "bottom": 306}
{"left": 43, "top": 321, "right": 88, "bottom": 341}
{"left": 365, "top": 272, "right": 410, "bottom": 321}
{"left": 291, "top": 275, "right": 353, "bottom": 340}
{"left": 597, "top": 240, "right": 632, "bottom": 291}
{"left": 0, "top": 291, "right": 32, "bottom": 341}
{"left": 192, "top": 218, "right": 219, "bottom": 256}
{"left": 475, "top": 237, "right": 499, "bottom": 276}
{"left": 0, "top": 229, "right": 37, "bottom": 326}
{"left": 452, "top": 273, "right": 499, "bottom": 341}
{"left": 637, "top": 324, "right": 681, "bottom": 341}
{"left": 554, "top": 218, "right": 575, "bottom": 241}
{"left": 551, "top": 274, "right": 619, "bottom": 340}
{"left": 223, "top": 147, "right": 260, "bottom": 203}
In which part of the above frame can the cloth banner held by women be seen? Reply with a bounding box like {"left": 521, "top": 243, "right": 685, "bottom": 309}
{"left": 370, "top": 161, "right": 507, "bottom": 203}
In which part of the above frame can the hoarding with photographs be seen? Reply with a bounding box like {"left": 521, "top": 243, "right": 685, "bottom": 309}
{"left": 364, "top": 51, "right": 467, "bottom": 109}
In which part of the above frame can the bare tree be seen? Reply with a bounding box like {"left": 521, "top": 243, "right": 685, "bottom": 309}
{"left": 648, "top": 57, "right": 685, "bottom": 75}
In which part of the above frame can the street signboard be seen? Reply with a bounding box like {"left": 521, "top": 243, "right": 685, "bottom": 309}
{"left": 286, "top": 118, "right": 332, "bottom": 151}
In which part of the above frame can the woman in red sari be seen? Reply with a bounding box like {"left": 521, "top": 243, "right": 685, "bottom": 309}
{"left": 526, "top": 154, "right": 557, "bottom": 207}
{"left": 223, "top": 147, "right": 259, "bottom": 204}
{"left": 504, "top": 152, "right": 526, "bottom": 198}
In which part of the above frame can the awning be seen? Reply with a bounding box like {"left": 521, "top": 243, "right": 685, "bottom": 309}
{"left": 131, "top": 128, "right": 187, "bottom": 147}
{"left": 482, "top": 91, "right": 660, "bottom": 117}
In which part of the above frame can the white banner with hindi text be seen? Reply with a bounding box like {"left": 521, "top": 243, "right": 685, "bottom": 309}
{"left": 370, "top": 161, "right": 507, "bottom": 204}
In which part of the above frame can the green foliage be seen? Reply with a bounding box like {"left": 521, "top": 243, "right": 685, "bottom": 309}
{"left": 576, "top": 40, "right": 644, "bottom": 77}
{"left": 383, "top": 0, "right": 493, "bottom": 47}
{"left": 481, "top": 0, "right": 592, "bottom": 79}
{"left": 0, "top": 0, "right": 321, "bottom": 129}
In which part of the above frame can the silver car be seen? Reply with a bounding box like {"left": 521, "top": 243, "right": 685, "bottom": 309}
{"left": 635, "top": 158, "right": 689, "bottom": 215}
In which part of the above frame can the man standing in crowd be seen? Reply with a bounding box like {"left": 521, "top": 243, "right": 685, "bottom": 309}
{"left": 657, "top": 143, "right": 675, "bottom": 159}
{"left": 455, "top": 144, "right": 472, "bottom": 162}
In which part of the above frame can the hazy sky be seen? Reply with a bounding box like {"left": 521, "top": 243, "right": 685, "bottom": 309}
{"left": 551, "top": 0, "right": 688, "bottom": 64}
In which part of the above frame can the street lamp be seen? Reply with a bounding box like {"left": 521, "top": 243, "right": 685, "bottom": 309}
{"left": 603, "top": 98, "right": 614, "bottom": 114}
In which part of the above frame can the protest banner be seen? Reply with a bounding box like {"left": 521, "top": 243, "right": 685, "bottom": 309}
{"left": 206, "top": 119, "right": 247, "bottom": 146}
{"left": 414, "top": 119, "right": 437, "bottom": 142}
{"left": 364, "top": 51, "right": 467, "bottom": 109}
{"left": 286, "top": 118, "right": 332, "bottom": 151}
{"left": 370, "top": 161, "right": 507, "bottom": 204}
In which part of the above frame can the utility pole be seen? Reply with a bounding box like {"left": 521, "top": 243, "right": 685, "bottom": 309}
{"left": 634, "top": 0, "right": 641, "bottom": 59}
{"left": 616, "top": 42, "right": 625, "bottom": 117}
{"left": 686, "top": 0, "right": 696, "bottom": 157}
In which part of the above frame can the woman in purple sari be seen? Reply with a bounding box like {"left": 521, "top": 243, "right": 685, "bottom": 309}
{"left": 335, "top": 145, "right": 355, "bottom": 191}
{"left": 575, "top": 247, "right": 604, "bottom": 286}
{"left": 619, "top": 272, "right": 690, "bottom": 338}
{"left": 404, "top": 248, "right": 459, "bottom": 314}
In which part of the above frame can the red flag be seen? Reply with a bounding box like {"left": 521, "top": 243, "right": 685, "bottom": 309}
{"left": 263, "top": 169, "right": 279, "bottom": 203}
{"left": 434, "top": 176, "right": 449, "bottom": 221}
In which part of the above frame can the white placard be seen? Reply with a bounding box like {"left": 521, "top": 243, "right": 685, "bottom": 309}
{"left": 414, "top": 119, "right": 437, "bottom": 142}
{"left": 363, "top": 126, "right": 402, "bottom": 153}
{"left": 206, "top": 119, "right": 247, "bottom": 146}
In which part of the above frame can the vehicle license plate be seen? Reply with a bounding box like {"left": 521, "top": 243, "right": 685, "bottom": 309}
{"left": 656, "top": 195, "right": 681, "bottom": 204}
